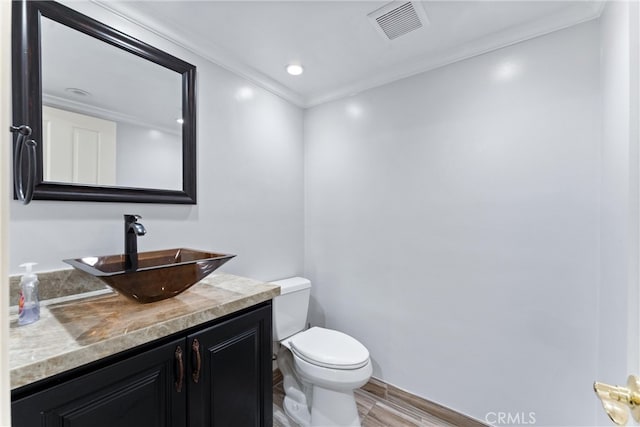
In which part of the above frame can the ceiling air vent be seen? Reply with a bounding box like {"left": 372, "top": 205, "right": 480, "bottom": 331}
{"left": 368, "top": 1, "right": 429, "bottom": 41}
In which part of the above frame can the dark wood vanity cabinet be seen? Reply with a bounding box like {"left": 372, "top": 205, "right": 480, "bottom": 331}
{"left": 189, "top": 305, "right": 273, "bottom": 427}
{"left": 11, "top": 302, "right": 273, "bottom": 427}
{"left": 12, "top": 338, "right": 186, "bottom": 427}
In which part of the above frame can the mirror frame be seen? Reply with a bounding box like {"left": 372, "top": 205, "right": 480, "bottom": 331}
{"left": 12, "top": 1, "right": 197, "bottom": 204}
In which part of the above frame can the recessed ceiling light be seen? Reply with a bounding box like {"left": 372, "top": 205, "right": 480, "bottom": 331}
{"left": 176, "top": 118, "right": 184, "bottom": 124}
{"left": 286, "top": 64, "right": 304, "bottom": 76}
{"left": 65, "top": 87, "right": 91, "bottom": 97}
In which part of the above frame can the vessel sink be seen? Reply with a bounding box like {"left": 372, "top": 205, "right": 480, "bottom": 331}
{"left": 64, "top": 248, "right": 235, "bottom": 303}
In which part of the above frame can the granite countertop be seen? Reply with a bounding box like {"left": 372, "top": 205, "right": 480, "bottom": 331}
{"left": 9, "top": 273, "right": 280, "bottom": 390}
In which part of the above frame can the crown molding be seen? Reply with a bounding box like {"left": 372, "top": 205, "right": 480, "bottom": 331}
{"left": 42, "top": 93, "right": 180, "bottom": 136}
{"left": 305, "top": 1, "right": 606, "bottom": 107}
{"left": 92, "top": 0, "right": 604, "bottom": 110}
{"left": 91, "top": 0, "right": 306, "bottom": 108}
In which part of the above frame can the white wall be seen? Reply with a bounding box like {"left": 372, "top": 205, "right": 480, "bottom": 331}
{"left": 305, "top": 22, "right": 601, "bottom": 426}
{"left": 9, "top": 1, "right": 305, "bottom": 282}
{"left": 598, "top": 1, "right": 640, "bottom": 425}
{"left": 1, "top": 2, "right": 12, "bottom": 424}
{"left": 116, "top": 122, "right": 182, "bottom": 190}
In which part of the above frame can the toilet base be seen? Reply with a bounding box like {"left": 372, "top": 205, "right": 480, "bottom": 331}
{"left": 310, "top": 386, "right": 361, "bottom": 427}
{"left": 284, "top": 395, "right": 311, "bottom": 426}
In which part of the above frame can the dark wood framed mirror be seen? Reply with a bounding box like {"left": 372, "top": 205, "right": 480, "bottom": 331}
{"left": 12, "top": 1, "right": 197, "bottom": 204}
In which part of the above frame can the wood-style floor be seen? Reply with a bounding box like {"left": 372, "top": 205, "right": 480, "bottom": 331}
{"left": 273, "top": 377, "right": 458, "bottom": 427}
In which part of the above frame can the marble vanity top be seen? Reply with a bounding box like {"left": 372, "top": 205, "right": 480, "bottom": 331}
{"left": 9, "top": 273, "right": 280, "bottom": 390}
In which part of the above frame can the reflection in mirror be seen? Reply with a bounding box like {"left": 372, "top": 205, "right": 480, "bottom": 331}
{"left": 12, "top": 0, "right": 197, "bottom": 203}
{"left": 40, "top": 17, "right": 183, "bottom": 191}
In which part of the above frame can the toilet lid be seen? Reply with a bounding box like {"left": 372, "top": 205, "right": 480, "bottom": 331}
{"left": 289, "top": 327, "right": 370, "bottom": 370}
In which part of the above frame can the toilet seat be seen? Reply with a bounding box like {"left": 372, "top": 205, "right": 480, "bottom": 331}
{"left": 289, "top": 327, "right": 370, "bottom": 370}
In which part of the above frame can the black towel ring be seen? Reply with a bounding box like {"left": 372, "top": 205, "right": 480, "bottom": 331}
{"left": 9, "top": 125, "right": 37, "bottom": 205}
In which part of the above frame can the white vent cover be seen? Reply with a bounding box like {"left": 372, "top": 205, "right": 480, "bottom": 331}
{"left": 368, "top": 1, "right": 429, "bottom": 41}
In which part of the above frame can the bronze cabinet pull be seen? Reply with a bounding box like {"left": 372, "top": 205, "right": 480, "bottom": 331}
{"left": 174, "top": 346, "right": 184, "bottom": 393}
{"left": 192, "top": 339, "right": 201, "bottom": 383}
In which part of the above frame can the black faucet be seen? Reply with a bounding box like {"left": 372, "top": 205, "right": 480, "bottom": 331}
{"left": 124, "top": 214, "right": 146, "bottom": 270}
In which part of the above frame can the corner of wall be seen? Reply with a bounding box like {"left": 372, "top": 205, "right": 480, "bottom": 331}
{"left": 0, "top": 1, "right": 12, "bottom": 425}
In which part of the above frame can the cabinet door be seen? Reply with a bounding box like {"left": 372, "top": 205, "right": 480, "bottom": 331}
{"left": 12, "top": 338, "right": 187, "bottom": 427}
{"left": 188, "top": 304, "right": 272, "bottom": 427}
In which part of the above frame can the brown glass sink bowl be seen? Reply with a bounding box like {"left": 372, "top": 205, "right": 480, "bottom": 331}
{"left": 64, "top": 248, "right": 235, "bottom": 304}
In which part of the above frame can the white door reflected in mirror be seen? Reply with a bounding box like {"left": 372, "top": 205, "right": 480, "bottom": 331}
{"left": 43, "top": 106, "right": 116, "bottom": 186}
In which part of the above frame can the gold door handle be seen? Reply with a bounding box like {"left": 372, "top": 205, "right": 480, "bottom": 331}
{"left": 594, "top": 375, "right": 640, "bottom": 425}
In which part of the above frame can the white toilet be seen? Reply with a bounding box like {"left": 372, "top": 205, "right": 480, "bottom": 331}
{"left": 272, "top": 277, "right": 372, "bottom": 427}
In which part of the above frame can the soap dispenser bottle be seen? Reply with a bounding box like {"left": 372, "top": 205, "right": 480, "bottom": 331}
{"left": 18, "top": 262, "right": 40, "bottom": 325}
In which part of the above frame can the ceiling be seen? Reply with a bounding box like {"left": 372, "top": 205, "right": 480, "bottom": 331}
{"left": 98, "top": 0, "right": 605, "bottom": 108}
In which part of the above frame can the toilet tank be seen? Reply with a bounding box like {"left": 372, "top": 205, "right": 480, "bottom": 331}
{"left": 271, "top": 277, "right": 311, "bottom": 341}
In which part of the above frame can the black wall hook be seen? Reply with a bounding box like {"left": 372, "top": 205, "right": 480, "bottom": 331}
{"left": 9, "top": 125, "right": 32, "bottom": 137}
